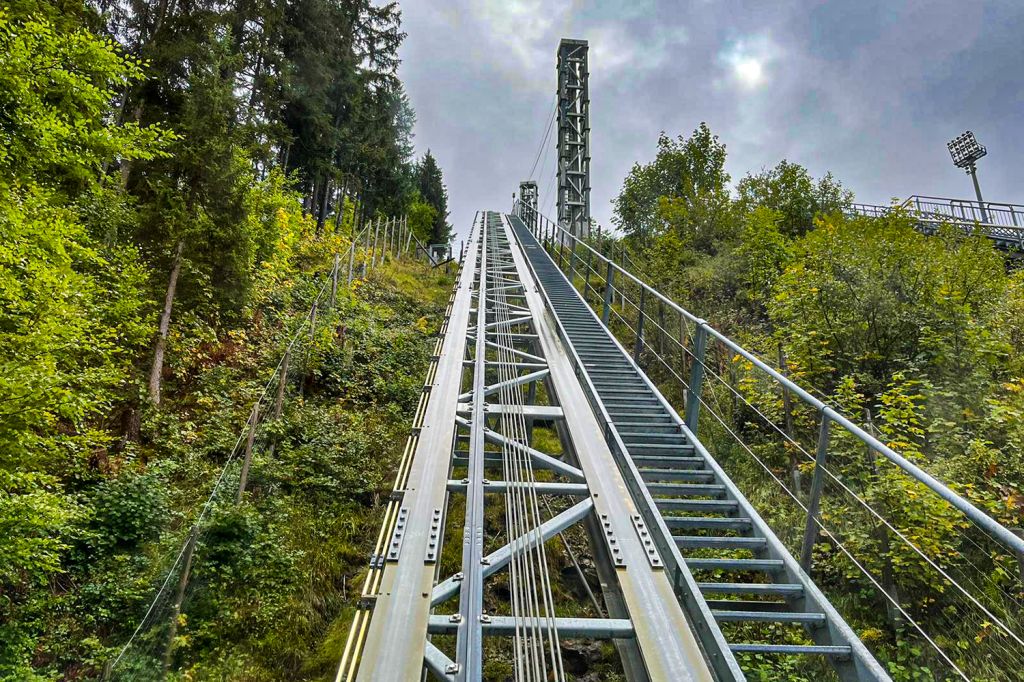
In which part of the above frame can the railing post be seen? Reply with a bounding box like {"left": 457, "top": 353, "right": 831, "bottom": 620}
{"left": 685, "top": 323, "right": 708, "bottom": 433}
{"left": 633, "top": 287, "right": 646, "bottom": 362}
{"left": 567, "top": 239, "right": 577, "bottom": 285}
{"left": 778, "top": 343, "right": 801, "bottom": 494}
{"left": 800, "top": 412, "right": 832, "bottom": 573}
{"left": 602, "top": 261, "right": 614, "bottom": 324}
{"left": 584, "top": 248, "right": 593, "bottom": 302}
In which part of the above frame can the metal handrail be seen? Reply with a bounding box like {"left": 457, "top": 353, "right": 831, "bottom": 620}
{"left": 513, "top": 199, "right": 1024, "bottom": 561}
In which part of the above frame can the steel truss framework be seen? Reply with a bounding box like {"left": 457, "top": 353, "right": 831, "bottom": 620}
{"left": 340, "top": 212, "right": 715, "bottom": 681}
{"left": 519, "top": 180, "right": 539, "bottom": 233}
{"left": 557, "top": 39, "right": 590, "bottom": 239}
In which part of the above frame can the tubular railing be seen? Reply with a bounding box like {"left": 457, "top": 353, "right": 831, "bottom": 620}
{"left": 514, "top": 199, "right": 1024, "bottom": 679}
{"left": 849, "top": 196, "right": 1024, "bottom": 247}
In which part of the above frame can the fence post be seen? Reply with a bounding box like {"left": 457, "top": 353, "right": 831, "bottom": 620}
{"left": 601, "top": 261, "right": 614, "bottom": 325}
{"left": 329, "top": 253, "right": 340, "bottom": 307}
{"left": 236, "top": 403, "right": 260, "bottom": 503}
{"left": 347, "top": 222, "right": 358, "bottom": 286}
{"left": 633, "top": 287, "right": 647, "bottom": 362}
{"left": 162, "top": 527, "right": 197, "bottom": 676}
{"left": 266, "top": 349, "right": 290, "bottom": 460}
{"left": 800, "top": 412, "right": 832, "bottom": 573}
{"left": 370, "top": 218, "right": 380, "bottom": 269}
{"left": 361, "top": 217, "right": 372, "bottom": 277}
{"left": 684, "top": 323, "right": 708, "bottom": 433}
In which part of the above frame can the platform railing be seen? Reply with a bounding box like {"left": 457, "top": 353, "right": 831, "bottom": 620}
{"left": 849, "top": 196, "right": 1024, "bottom": 247}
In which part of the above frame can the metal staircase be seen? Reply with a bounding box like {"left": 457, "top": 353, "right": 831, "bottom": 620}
{"left": 508, "top": 216, "right": 890, "bottom": 681}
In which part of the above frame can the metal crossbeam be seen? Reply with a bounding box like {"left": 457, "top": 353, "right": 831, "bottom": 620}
{"left": 429, "top": 616, "right": 635, "bottom": 638}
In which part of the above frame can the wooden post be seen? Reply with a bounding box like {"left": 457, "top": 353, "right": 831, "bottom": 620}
{"left": 658, "top": 301, "right": 666, "bottom": 356}
{"left": 162, "top": 528, "right": 197, "bottom": 677}
{"left": 361, "top": 216, "right": 372, "bottom": 277}
{"left": 601, "top": 262, "right": 614, "bottom": 325}
{"left": 266, "top": 349, "right": 290, "bottom": 460}
{"left": 370, "top": 217, "right": 381, "bottom": 270}
{"left": 346, "top": 221, "right": 358, "bottom": 287}
{"left": 685, "top": 324, "right": 708, "bottom": 433}
{"left": 864, "top": 409, "right": 901, "bottom": 628}
{"left": 329, "top": 253, "right": 340, "bottom": 307}
{"left": 236, "top": 403, "right": 259, "bottom": 503}
{"left": 584, "top": 249, "right": 594, "bottom": 302}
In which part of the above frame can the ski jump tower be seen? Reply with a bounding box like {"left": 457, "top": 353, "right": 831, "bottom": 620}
{"left": 556, "top": 38, "right": 591, "bottom": 239}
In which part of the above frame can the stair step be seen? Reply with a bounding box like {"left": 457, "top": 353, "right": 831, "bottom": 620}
{"left": 631, "top": 456, "right": 704, "bottom": 469}
{"left": 664, "top": 517, "right": 751, "bottom": 530}
{"left": 729, "top": 644, "right": 852, "bottom": 657}
{"left": 685, "top": 558, "right": 783, "bottom": 572}
{"left": 706, "top": 599, "right": 789, "bottom": 612}
{"left": 657, "top": 499, "right": 738, "bottom": 512}
{"left": 647, "top": 483, "right": 725, "bottom": 496}
{"left": 698, "top": 582, "right": 803, "bottom": 597}
{"left": 618, "top": 432, "right": 690, "bottom": 442}
{"left": 640, "top": 470, "right": 716, "bottom": 483}
{"left": 712, "top": 610, "right": 826, "bottom": 624}
{"left": 613, "top": 422, "right": 680, "bottom": 432}
{"left": 675, "top": 536, "right": 766, "bottom": 550}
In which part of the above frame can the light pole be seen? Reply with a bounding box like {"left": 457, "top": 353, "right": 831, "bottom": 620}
{"left": 947, "top": 130, "right": 989, "bottom": 223}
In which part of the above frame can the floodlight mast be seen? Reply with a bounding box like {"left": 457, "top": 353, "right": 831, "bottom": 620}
{"left": 947, "top": 130, "right": 989, "bottom": 223}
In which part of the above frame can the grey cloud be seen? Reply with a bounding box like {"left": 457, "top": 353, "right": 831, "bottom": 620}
{"left": 398, "top": 0, "right": 1023, "bottom": 243}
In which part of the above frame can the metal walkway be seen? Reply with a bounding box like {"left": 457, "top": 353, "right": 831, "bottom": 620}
{"left": 508, "top": 215, "right": 889, "bottom": 682}
{"left": 339, "top": 212, "right": 721, "bottom": 681}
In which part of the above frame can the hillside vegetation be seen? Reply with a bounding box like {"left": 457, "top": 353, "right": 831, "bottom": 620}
{"left": 604, "top": 123, "right": 1024, "bottom": 680}
{"left": 0, "top": 0, "right": 456, "bottom": 678}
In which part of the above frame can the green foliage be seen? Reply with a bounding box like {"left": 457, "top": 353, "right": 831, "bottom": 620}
{"left": 613, "top": 122, "right": 731, "bottom": 245}
{"left": 609, "top": 124, "right": 1024, "bottom": 679}
{"left": 416, "top": 150, "right": 452, "bottom": 243}
{"left": 0, "top": 0, "right": 454, "bottom": 677}
{"left": 737, "top": 159, "right": 852, "bottom": 237}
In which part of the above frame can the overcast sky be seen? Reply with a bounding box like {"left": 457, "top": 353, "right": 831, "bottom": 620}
{"left": 397, "top": 0, "right": 1023, "bottom": 243}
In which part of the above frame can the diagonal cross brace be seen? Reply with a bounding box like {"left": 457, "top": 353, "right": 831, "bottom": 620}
{"left": 452, "top": 416, "right": 584, "bottom": 481}
{"left": 457, "top": 369, "right": 549, "bottom": 402}
{"left": 431, "top": 498, "right": 594, "bottom": 606}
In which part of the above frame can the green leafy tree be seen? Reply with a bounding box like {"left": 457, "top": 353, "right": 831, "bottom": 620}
{"left": 0, "top": 8, "right": 166, "bottom": 674}
{"left": 612, "top": 122, "right": 732, "bottom": 247}
{"left": 416, "top": 150, "right": 451, "bottom": 243}
{"left": 737, "top": 159, "right": 853, "bottom": 237}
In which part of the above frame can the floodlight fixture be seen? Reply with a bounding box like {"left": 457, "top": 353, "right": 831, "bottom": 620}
{"left": 947, "top": 130, "right": 987, "bottom": 171}
{"left": 946, "top": 130, "right": 989, "bottom": 222}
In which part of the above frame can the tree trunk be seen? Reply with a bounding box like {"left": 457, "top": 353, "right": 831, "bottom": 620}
{"left": 148, "top": 240, "right": 184, "bottom": 405}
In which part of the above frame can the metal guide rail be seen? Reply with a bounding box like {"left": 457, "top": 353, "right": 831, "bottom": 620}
{"left": 507, "top": 214, "right": 891, "bottom": 682}
{"left": 338, "top": 212, "right": 719, "bottom": 680}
